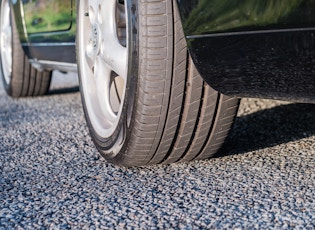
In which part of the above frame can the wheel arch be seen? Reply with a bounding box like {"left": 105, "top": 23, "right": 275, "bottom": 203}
{"left": 175, "top": 0, "right": 315, "bottom": 102}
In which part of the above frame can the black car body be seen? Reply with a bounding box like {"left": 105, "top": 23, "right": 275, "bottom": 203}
{"left": 13, "top": 0, "right": 76, "bottom": 71}
{"left": 178, "top": 0, "right": 315, "bottom": 102}
{"left": 1, "top": 0, "right": 314, "bottom": 166}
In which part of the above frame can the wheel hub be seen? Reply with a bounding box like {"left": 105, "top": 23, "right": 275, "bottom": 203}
{"left": 92, "top": 25, "right": 99, "bottom": 51}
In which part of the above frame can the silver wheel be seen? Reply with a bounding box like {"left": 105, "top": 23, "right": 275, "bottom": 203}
{"left": 0, "top": 0, "right": 12, "bottom": 85}
{"left": 78, "top": 0, "right": 128, "bottom": 140}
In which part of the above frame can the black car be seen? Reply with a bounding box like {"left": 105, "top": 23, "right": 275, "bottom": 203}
{"left": 1, "top": 0, "right": 314, "bottom": 166}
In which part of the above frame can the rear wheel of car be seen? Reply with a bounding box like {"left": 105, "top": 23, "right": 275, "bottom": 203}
{"left": 0, "top": 0, "right": 51, "bottom": 97}
{"left": 77, "top": 0, "right": 239, "bottom": 166}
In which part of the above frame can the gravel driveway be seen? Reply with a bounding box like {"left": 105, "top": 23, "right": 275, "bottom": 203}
{"left": 1, "top": 72, "right": 315, "bottom": 229}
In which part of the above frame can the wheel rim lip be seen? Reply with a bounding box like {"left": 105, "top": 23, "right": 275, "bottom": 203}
{"left": 78, "top": 0, "right": 128, "bottom": 138}
{"left": 0, "top": 0, "right": 12, "bottom": 85}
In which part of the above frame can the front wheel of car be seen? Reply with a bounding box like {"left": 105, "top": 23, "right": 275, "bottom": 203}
{"left": 77, "top": 0, "right": 240, "bottom": 167}
{"left": 0, "top": 0, "right": 52, "bottom": 97}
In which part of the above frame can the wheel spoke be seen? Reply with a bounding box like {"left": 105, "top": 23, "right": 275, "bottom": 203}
{"left": 101, "top": 39, "right": 127, "bottom": 80}
{"left": 94, "top": 57, "right": 117, "bottom": 124}
{"left": 98, "top": 0, "right": 128, "bottom": 79}
{"left": 88, "top": 0, "right": 99, "bottom": 25}
{"left": 85, "top": 41, "right": 95, "bottom": 70}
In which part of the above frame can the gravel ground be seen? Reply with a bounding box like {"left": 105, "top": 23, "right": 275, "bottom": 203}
{"left": 1, "top": 72, "right": 315, "bottom": 229}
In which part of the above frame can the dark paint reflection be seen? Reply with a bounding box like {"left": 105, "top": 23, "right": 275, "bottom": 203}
{"left": 178, "top": 0, "right": 315, "bottom": 36}
{"left": 176, "top": 0, "right": 315, "bottom": 101}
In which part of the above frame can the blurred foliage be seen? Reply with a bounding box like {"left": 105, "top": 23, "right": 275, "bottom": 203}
{"left": 23, "top": 0, "right": 72, "bottom": 33}
{"left": 183, "top": 0, "right": 315, "bottom": 35}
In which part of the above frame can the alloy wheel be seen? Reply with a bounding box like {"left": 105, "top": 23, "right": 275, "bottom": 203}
{"left": 78, "top": 0, "right": 128, "bottom": 139}
{"left": 0, "top": 0, "right": 12, "bottom": 85}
